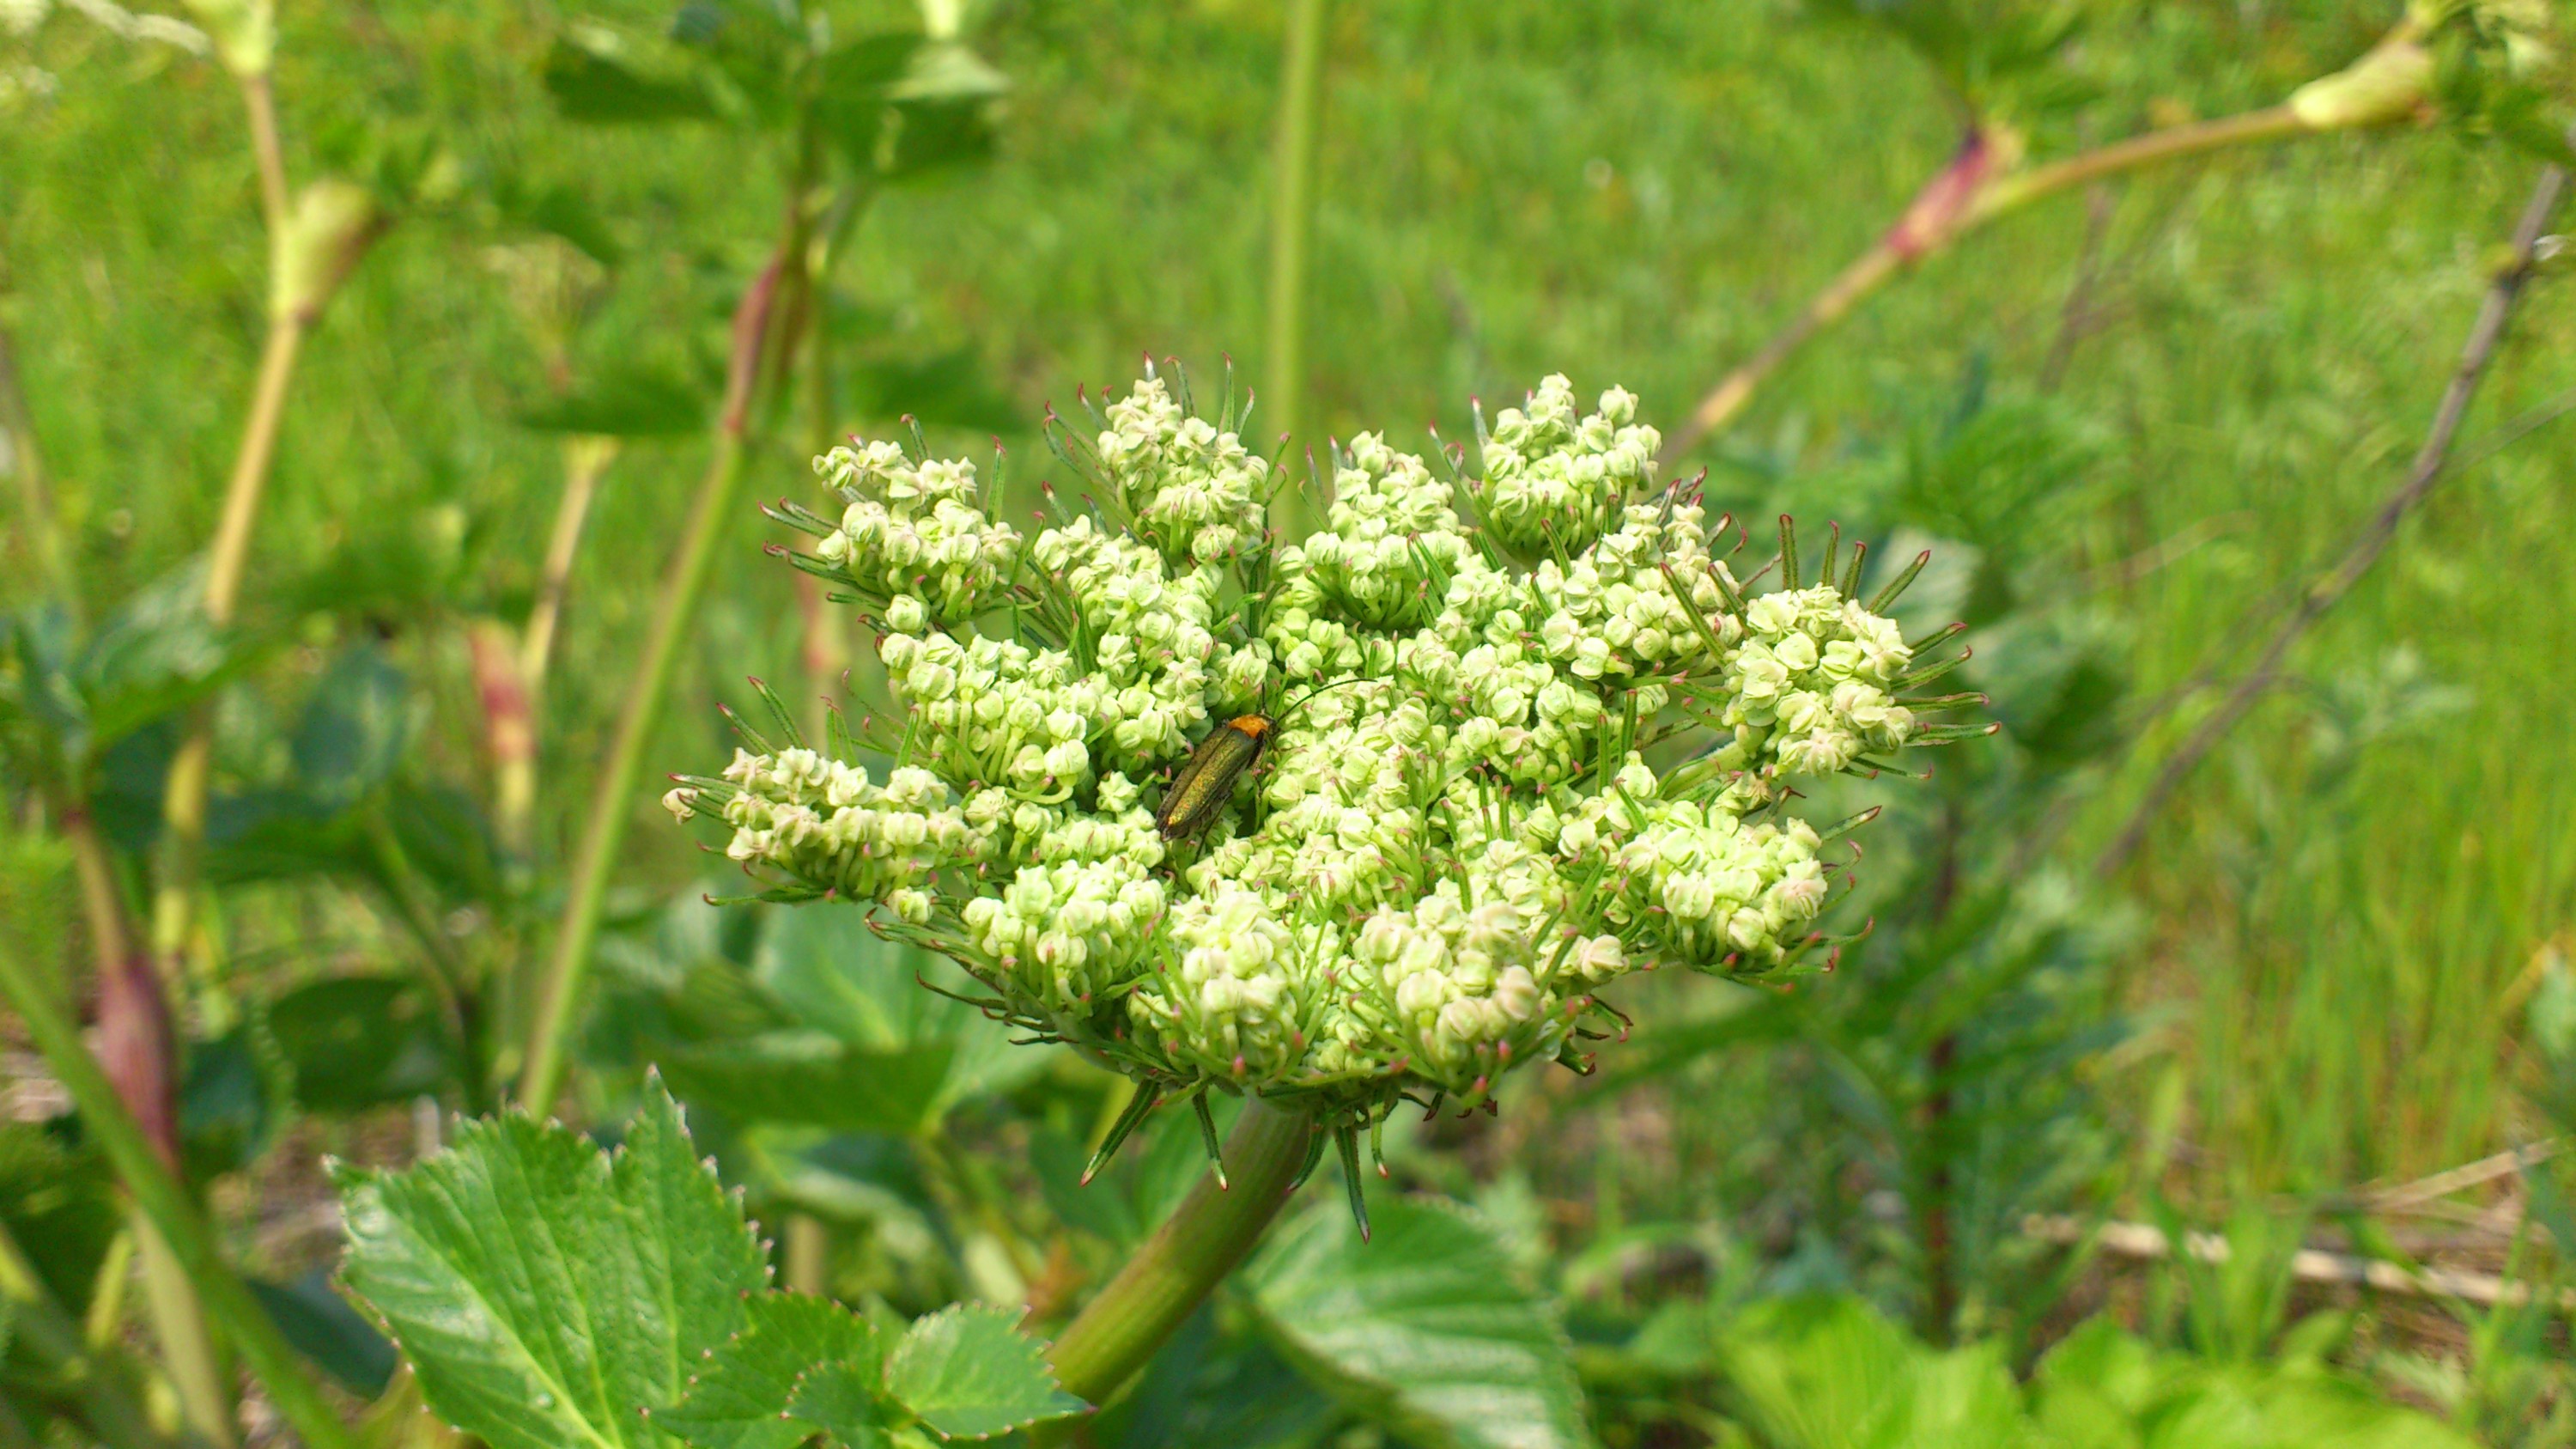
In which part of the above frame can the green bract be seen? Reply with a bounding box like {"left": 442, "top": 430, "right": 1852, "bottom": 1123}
{"left": 667, "top": 364, "right": 1977, "bottom": 1157}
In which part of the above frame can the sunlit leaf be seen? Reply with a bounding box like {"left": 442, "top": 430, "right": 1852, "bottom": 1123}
{"left": 656, "top": 1294, "right": 888, "bottom": 1449}
{"left": 337, "top": 1078, "right": 770, "bottom": 1449}
{"left": 1243, "top": 1195, "right": 1592, "bottom": 1449}
{"left": 881, "top": 1303, "right": 1085, "bottom": 1440}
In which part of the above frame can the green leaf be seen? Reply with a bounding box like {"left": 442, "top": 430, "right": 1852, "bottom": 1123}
{"left": 1242, "top": 1196, "right": 1592, "bottom": 1449}
{"left": 782, "top": 1360, "right": 894, "bottom": 1448}
{"left": 543, "top": 27, "right": 721, "bottom": 125}
{"left": 882, "top": 1304, "right": 1086, "bottom": 1440}
{"left": 1091, "top": 1307, "right": 1334, "bottom": 1449}
{"left": 337, "top": 1077, "right": 770, "bottom": 1449}
{"left": 753, "top": 907, "right": 1049, "bottom": 1116}
{"left": 656, "top": 1294, "right": 887, "bottom": 1449}
{"left": 248, "top": 1270, "right": 398, "bottom": 1397}
{"left": 883, "top": 100, "right": 996, "bottom": 180}
{"left": 293, "top": 645, "right": 412, "bottom": 809}
{"left": 2142, "top": 1365, "right": 2482, "bottom": 1449}
{"left": 267, "top": 974, "right": 458, "bottom": 1115}
{"left": 660, "top": 1030, "right": 957, "bottom": 1135}
{"left": 1713, "top": 1294, "right": 2038, "bottom": 1449}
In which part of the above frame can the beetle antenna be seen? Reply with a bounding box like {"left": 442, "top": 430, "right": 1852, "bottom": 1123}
{"left": 1271, "top": 675, "right": 1370, "bottom": 728}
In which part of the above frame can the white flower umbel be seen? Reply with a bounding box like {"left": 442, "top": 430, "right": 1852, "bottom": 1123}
{"left": 673, "top": 366, "right": 1985, "bottom": 1145}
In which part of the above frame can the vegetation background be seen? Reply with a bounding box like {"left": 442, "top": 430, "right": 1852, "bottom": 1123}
{"left": 4, "top": 0, "right": 2575, "bottom": 1446}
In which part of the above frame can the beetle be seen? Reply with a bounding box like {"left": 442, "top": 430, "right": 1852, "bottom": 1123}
{"left": 1153, "top": 680, "right": 1362, "bottom": 842}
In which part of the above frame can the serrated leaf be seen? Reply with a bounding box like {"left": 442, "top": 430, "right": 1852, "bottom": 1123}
{"left": 338, "top": 1079, "right": 769, "bottom": 1449}
{"left": 783, "top": 1359, "right": 893, "bottom": 1448}
{"left": 883, "top": 1304, "right": 1085, "bottom": 1440}
{"left": 1242, "top": 1196, "right": 1591, "bottom": 1449}
{"left": 656, "top": 1294, "right": 887, "bottom": 1449}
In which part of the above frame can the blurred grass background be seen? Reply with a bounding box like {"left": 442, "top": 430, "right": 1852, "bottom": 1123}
{"left": 6, "top": 0, "right": 2571, "bottom": 1209}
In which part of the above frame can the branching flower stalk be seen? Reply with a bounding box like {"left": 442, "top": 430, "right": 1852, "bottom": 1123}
{"left": 2096, "top": 139, "right": 2572, "bottom": 878}
{"left": 670, "top": 365, "right": 1988, "bottom": 1397}
{"left": 515, "top": 244, "right": 790, "bottom": 1110}
{"left": 1659, "top": 19, "right": 2439, "bottom": 465}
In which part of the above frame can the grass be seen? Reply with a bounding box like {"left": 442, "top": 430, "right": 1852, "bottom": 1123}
{"left": 5, "top": 0, "right": 2571, "bottom": 1221}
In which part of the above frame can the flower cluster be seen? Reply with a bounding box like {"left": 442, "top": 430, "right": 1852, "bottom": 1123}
{"left": 811, "top": 439, "right": 1023, "bottom": 624}
{"left": 670, "top": 368, "right": 1978, "bottom": 1138}
{"left": 1089, "top": 376, "right": 1272, "bottom": 567}
{"left": 1471, "top": 374, "right": 1662, "bottom": 557}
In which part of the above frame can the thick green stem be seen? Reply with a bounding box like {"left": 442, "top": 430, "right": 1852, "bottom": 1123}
{"left": 1043, "top": 1098, "right": 1315, "bottom": 1409}
{"left": 1263, "top": 0, "right": 1328, "bottom": 541}
{"left": 0, "top": 945, "right": 361, "bottom": 1449}
{"left": 515, "top": 250, "right": 787, "bottom": 1111}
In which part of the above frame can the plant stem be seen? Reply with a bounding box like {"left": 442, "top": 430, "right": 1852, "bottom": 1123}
{"left": 2093, "top": 153, "right": 2570, "bottom": 879}
{"left": 1263, "top": 0, "right": 1329, "bottom": 540}
{"left": 516, "top": 249, "right": 787, "bottom": 1111}
{"left": 0, "top": 942, "right": 362, "bottom": 1449}
{"left": 151, "top": 314, "right": 307, "bottom": 968}
{"left": 1659, "top": 104, "right": 2308, "bottom": 465}
{"left": 64, "top": 804, "right": 235, "bottom": 1448}
{"left": 1043, "top": 1098, "right": 1315, "bottom": 1409}
{"left": 239, "top": 72, "right": 289, "bottom": 236}
{"left": 519, "top": 438, "right": 618, "bottom": 714}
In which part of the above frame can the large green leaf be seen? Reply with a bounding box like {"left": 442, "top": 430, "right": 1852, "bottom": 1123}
{"left": 1713, "top": 1294, "right": 2037, "bottom": 1449}
{"left": 881, "top": 1304, "right": 1085, "bottom": 1440}
{"left": 1242, "top": 1195, "right": 1591, "bottom": 1449}
{"left": 656, "top": 1295, "right": 1079, "bottom": 1447}
{"left": 337, "top": 1078, "right": 770, "bottom": 1449}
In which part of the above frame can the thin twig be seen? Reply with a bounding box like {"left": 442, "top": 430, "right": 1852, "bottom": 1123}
{"left": 239, "top": 72, "right": 289, "bottom": 234}
{"left": 1660, "top": 105, "right": 2310, "bottom": 465}
{"left": 2095, "top": 156, "right": 2571, "bottom": 879}
{"left": 2024, "top": 1214, "right": 2576, "bottom": 1312}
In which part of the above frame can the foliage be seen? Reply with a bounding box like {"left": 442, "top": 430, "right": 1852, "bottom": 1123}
{"left": 4, "top": 0, "right": 2573, "bottom": 1445}
{"left": 339, "top": 1080, "right": 1086, "bottom": 1449}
